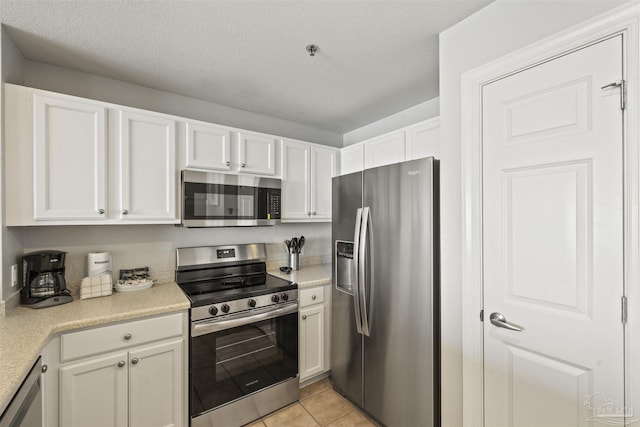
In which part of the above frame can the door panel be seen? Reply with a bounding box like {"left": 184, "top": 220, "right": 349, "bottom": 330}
{"left": 363, "top": 159, "right": 438, "bottom": 426}
{"left": 482, "top": 35, "right": 624, "bottom": 426}
{"left": 331, "top": 172, "right": 363, "bottom": 407}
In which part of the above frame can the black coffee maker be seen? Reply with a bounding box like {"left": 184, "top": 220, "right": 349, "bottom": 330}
{"left": 21, "top": 250, "right": 73, "bottom": 308}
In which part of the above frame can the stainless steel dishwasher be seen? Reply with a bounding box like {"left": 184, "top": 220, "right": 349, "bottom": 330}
{"left": 0, "top": 357, "right": 43, "bottom": 427}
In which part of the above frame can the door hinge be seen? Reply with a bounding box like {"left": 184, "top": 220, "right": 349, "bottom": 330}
{"left": 622, "top": 296, "right": 628, "bottom": 325}
{"left": 480, "top": 309, "right": 484, "bottom": 322}
{"left": 601, "top": 79, "right": 625, "bottom": 110}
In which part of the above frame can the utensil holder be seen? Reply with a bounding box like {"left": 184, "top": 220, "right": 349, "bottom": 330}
{"left": 289, "top": 253, "right": 300, "bottom": 271}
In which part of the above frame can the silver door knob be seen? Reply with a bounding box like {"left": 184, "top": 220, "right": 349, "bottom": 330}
{"left": 489, "top": 312, "right": 523, "bottom": 332}
{"left": 124, "top": 333, "right": 132, "bottom": 340}
{"left": 98, "top": 209, "right": 105, "bottom": 214}
{"left": 131, "top": 358, "right": 139, "bottom": 365}
{"left": 117, "top": 361, "right": 126, "bottom": 368}
{"left": 302, "top": 315, "right": 307, "bottom": 320}
{"left": 122, "top": 209, "right": 129, "bottom": 215}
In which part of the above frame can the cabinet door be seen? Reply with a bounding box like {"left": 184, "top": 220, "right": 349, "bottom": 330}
{"left": 129, "top": 339, "right": 184, "bottom": 427}
{"left": 363, "top": 130, "right": 405, "bottom": 169}
{"left": 119, "top": 110, "right": 177, "bottom": 222}
{"left": 237, "top": 132, "right": 277, "bottom": 175}
{"left": 406, "top": 117, "right": 440, "bottom": 160}
{"left": 185, "top": 122, "right": 231, "bottom": 171}
{"left": 282, "top": 141, "right": 311, "bottom": 220}
{"left": 59, "top": 352, "right": 128, "bottom": 427}
{"left": 300, "top": 304, "right": 325, "bottom": 381}
{"left": 340, "top": 143, "right": 364, "bottom": 175}
{"left": 310, "top": 146, "right": 337, "bottom": 221}
{"left": 33, "top": 94, "right": 107, "bottom": 220}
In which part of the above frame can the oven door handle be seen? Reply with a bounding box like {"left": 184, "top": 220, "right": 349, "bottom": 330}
{"left": 191, "top": 302, "right": 298, "bottom": 336}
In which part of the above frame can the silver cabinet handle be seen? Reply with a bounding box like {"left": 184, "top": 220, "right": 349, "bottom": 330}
{"left": 124, "top": 333, "right": 132, "bottom": 340}
{"left": 302, "top": 315, "right": 307, "bottom": 320}
{"left": 312, "top": 295, "right": 316, "bottom": 300}
{"left": 489, "top": 312, "right": 523, "bottom": 332}
{"left": 131, "top": 358, "right": 139, "bottom": 365}
{"left": 98, "top": 209, "right": 105, "bottom": 214}
{"left": 225, "top": 161, "right": 230, "bottom": 166}
{"left": 122, "top": 209, "right": 129, "bottom": 215}
{"left": 117, "top": 361, "right": 126, "bottom": 368}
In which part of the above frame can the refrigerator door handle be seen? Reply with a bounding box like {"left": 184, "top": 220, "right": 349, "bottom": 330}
{"left": 359, "top": 206, "right": 374, "bottom": 337}
{"left": 352, "top": 208, "right": 364, "bottom": 335}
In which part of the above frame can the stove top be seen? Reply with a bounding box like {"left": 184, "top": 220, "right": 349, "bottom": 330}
{"left": 181, "top": 273, "right": 296, "bottom": 307}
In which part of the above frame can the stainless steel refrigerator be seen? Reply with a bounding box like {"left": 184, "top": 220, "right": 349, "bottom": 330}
{"left": 331, "top": 157, "right": 440, "bottom": 427}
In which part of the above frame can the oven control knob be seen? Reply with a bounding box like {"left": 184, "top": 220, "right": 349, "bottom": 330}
{"left": 221, "top": 304, "right": 230, "bottom": 313}
{"left": 281, "top": 293, "right": 289, "bottom": 301}
{"left": 271, "top": 294, "right": 280, "bottom": 303}
{"left": 248, "top": 299, "right": 257, "bottom": 308}
{"left": 209, "top": 306, "right": 218, "bottom": 316}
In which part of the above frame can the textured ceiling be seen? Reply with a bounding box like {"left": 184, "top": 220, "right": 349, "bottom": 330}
{"left": 0, "top": 1, "right": 492, "bottom": 133}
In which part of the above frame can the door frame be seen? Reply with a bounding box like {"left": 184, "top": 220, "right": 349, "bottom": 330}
{"left": 460, "top": 4, "right": 640, "bottom": 426}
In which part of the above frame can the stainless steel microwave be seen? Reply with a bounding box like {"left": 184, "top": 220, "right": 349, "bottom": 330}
{"left": 181, "top": 170, "right": 281, "bottom": 227}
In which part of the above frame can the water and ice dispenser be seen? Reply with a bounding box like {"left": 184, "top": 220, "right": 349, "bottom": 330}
{"left": 335, "top": 240, "right": 355, "bottom": 295}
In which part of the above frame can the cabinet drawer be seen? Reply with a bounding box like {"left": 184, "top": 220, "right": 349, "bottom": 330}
{"left": 299, "top": 287, "right": 324, "bottom": 308}
{"left": 60, "top": 313, "right": 183, "bottom": 362}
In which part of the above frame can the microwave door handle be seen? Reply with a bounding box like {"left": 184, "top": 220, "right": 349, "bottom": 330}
{"left": 352, "top": 208, "right": 364, "bottom": 335}
{"left": 359, "top": 207, "right": 373, "bottom": 337}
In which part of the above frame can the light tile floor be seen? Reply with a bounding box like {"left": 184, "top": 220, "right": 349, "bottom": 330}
{"left": 244, "top": 378, "right": 376, "bottom": 427}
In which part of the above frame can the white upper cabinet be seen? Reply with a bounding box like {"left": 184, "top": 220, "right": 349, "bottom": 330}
{"left": 5, "top": 84, "right": 179, "bottom": 225}
{"left": 341, "top": 117, "right": 440, "bottom": 175}
{"left": 237, "top": 131, "right": 278, "bottom": 175}
{"left": 185, "top": 121, "right": 232, "bottom": 171}
{"left": 340, "top": 143, "right": 364, "bottom": 175}
{"left": 33, "top": 94, "right": 108, "bottom": 220}
{"left": 406, "top": 117, "right": 440, "bottom": 160}
{"left": 282, "top": 140, "right": 337, "bottom": 222}
{"left": 363, "top": 130, "right": 405, "bottom": 169}
{"left": 118, "top": 110, "right": 177, "bottom": 221}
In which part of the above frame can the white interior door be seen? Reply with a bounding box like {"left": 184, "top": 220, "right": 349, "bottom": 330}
{"left": 482, "top": 35, "right": 624, "bottom": 426}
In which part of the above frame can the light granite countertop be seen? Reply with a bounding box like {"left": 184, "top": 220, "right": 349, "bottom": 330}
{"left": 0, "top": 281, "right": 189, "bottom": 415}
{"left": 268, "top": 263, "right": 332, "bottom": 289}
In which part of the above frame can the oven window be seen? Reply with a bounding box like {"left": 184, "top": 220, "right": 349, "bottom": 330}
{"left": 190, "top": 312, "right": 298, "bottom": 417}
{"left": 185, "top": 182, "right": 256, "bottom": 220}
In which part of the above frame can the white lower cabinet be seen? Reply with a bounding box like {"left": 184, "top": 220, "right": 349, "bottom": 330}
{"left": 42, "top": 313, "right": 187, "bottom": 427}
{"left": 299, "top": 285, "right": 331, "bottom": 382}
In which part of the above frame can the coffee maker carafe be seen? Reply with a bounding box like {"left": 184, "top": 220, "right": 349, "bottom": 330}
{"left": 21, "top": 250, "right": 73, "bottom": 308}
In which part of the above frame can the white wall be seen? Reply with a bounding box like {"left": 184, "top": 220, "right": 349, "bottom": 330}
{"left": 438, "top": 1, "right": 625, "bottom": 426}
{"left": 23, "top": 60, "right": 343, "bottom": 148}
{"left": 21, "top": 223, "right": 331, "bottom": 287}
{"left": 342, "top": 96, "right": 439, "bottom": 146}
{"left": 0, "top": 27, "right": 24, "bottom": 305}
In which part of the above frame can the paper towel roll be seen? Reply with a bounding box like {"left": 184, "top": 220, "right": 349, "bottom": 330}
{"left": 88, "top": 252, "right": 112, "bottom": 277}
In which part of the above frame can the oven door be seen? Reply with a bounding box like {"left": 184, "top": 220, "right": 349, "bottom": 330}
{"left": 190, "top": 304, "right": 298, "bottom": 418}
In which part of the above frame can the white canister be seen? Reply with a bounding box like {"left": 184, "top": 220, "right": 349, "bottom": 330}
{"left": 87, "top": 252, "right": 112, "bottom": 277}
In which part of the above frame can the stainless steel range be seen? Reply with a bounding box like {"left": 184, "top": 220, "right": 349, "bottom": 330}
{"left": 176, "top": 243, "right": 299, "bottom": 427}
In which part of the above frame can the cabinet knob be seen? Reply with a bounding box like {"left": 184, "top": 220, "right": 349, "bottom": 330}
{"left": 225, "top": 161, "right": 230, "bottom": 166}
{"left": 117, "top": 361, "right": 126, "bottom": 368}
{"left": 240, "top": 162, "right": 246, "bottom": 168}
{"left": 307, "top": 212, "right": 312, "bottom": 216}
{"left": 97, "top": 209, "right": 105, "bottom": 214}
{"left": 312, "top": 212, "right": 317, "bottom": 216}
{"left": 122, "top": 209, "right": 129, "bottom": 215}
{"left": 124, "top": 333, "right": 132, "bottom": 340}
{"left": 312, "top": 295, "right": 317, "bottom": 300}
{"left": 41, "top": 365, "right": 48, "bottom": 373}
{"left": 302, "top": 315, "right": 307, "bottom": 320}
{"left": 131, "top": 358, "right": 139, "bottom": 365}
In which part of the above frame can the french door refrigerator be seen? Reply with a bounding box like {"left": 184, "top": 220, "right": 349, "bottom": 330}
{"left": 331, "top": 157, "right": 440, "bottom": 427}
